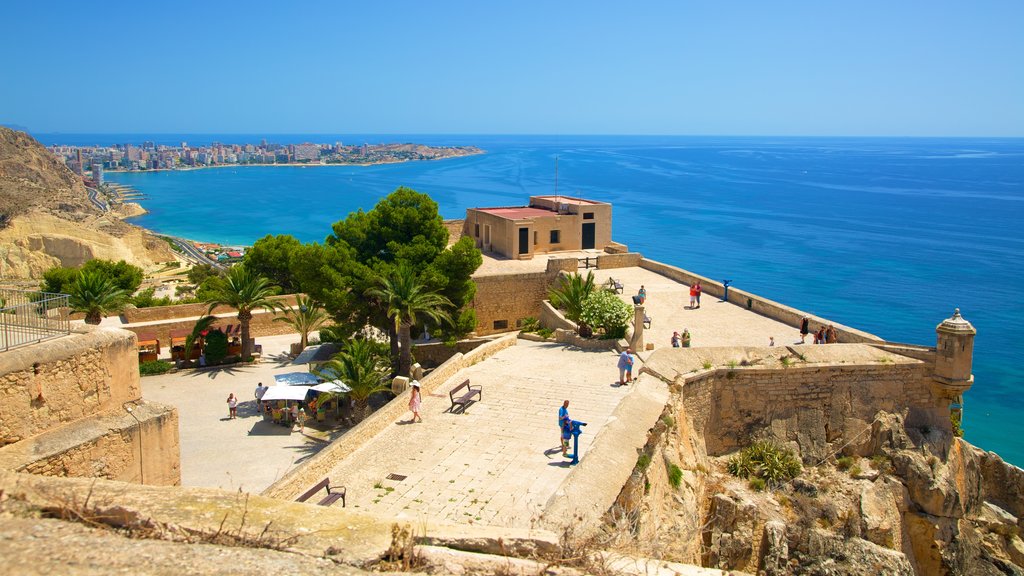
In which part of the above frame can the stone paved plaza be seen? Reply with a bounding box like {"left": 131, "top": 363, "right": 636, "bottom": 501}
{"left": 321, "top": 340, "right": 628, "bottom": 528}
{"left": 141, "top": 332, "right": 342, "bottom": 493}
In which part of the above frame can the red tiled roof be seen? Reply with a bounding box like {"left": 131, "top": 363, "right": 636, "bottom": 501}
{"left": 475, "top": 206, "right": 555, "bottom": 219}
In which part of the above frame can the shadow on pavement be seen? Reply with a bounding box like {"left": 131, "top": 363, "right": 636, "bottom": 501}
{"left": 248, "top": 421, "right": 294, "bottom": 436}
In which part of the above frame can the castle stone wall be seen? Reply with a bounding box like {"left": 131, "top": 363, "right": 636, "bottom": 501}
{"left": 0, "top": 327, "right": 140, "bottom": 446}
{"left": 472, "top": 271, "right": 557, "bottom": 336}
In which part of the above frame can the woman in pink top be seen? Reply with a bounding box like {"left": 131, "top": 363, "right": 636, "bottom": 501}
{"left": 408, "top": 380, "right": 423, "bottom": 423}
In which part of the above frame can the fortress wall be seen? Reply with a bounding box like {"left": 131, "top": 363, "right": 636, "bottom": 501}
{"left": 597, "top": 252, "right": 643, "bottom": 269}
{"left": 122, "top": 294, "right": 300, "bottom": 324}
{"left": 604, "top": 241, "right": 629, "bottom": 254}
{"left": 5, "top": 401, "right": 180, "bottom": 486}
{"left": 639, "top": 258, "right": 884, "bottom": 344}
{"left": 263, "top": 334, "right": 518, "bottom": 500}
{"left": 678, "top": 362, "right": 943, "bottom": 461}
{"left": 122, "top": 308, "right": 304, "bottom": 355}
{"left": 472, "top": 271, "right": 557, "bottom": 336}
{"left": 0, "top": 327, "right": 140, "bottom": 446}
{"left": 413, "top": 338, "right": 491, "bottom": 368}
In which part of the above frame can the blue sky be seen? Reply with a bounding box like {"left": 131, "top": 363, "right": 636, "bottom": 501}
{"left": 2, "top": 1, "right": 1022, "bottom": 136}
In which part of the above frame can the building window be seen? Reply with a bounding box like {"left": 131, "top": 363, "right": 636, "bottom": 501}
{"left": 550, "top": 230, "right": 561, "bottom": 244}
{"left": 475, "top": 223, "right": 480, "bottom": 237}
{"left": 493, "top": 319, "right": 508, "bottom": 330}
{"left": 583, "top": 212, "right": 594, "bottom": 220}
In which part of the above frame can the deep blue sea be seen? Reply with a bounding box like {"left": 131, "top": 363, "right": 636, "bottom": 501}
{"left": 37, "top": 134, "right": 1024, "bottom": 466}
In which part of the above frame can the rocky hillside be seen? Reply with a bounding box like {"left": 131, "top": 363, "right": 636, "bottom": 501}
{"left": 609, "top": 400, "right": 1024, "bottom": 575}
{"left": 0, "top": 127, "right": 176, "bottom": 280}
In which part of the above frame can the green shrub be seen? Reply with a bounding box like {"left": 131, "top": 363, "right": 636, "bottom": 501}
{"left": 848, "top": 465, "right": 862, "bottom": 477}
{"left": 636, "top": 454, "right": 651, "bottom": 471}
{"left": 702, "top": 360, "right": 713, "bottom": 370}
{"left": 836, "top": 456, "right": 854, "bottom": 471}
{"left": 537, "top": 328, "right": 554, "bottom": 339}
{"left": 518, "top": 317, "right": 540, "bottom": 332}
{"left": 580, "top": 289, "right": 632, "bottom": 338}
{"left": 203, "top": 330, "right": 228, "bottom": 364}
{"left": 748, "top": 477, "right": 766, "bottom": 492}
{"left": 139, "top": 360, "right": 173, "bottom": 376}
{"left": 668, "top": 464, "right": 683, "bottom": 488}
{"left": 727, "top": 440, "right": 802, "bottom": 489}
{"left": 661, "top": 414, "right": 675, "bottom": 428}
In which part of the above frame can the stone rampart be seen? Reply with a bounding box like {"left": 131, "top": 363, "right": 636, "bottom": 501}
{"left": 642, "top": 344, "right": 947, "bottom": 462}
{"left": 597, "top": 252, "right": 643, "bottom": 269}
{"left": 413, "top": 338, "right": 490, "bottom": 368}
{"left": 638, "top": 258, "right": 883, "bottom": 344}
{"left": 263, "top": 334, "right": 518, "bottom": 500}
{"left": 604, "top": 241, "right": 629, "bottom": 254}
{"left": 122, "top": 294, "right": 300, "bottom": 324}
{"left": 0, "top": 326, "right": 141, "bottom": 446}
{"left": 0, "top": 401, "right": 180, "bottom": 485}
{"left": 122, "top": 308, "right": 301, "bottom": 354}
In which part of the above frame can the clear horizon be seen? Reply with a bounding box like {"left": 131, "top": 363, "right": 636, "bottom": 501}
{"left": 4, "top": 1, "right": 1023, "bottom": 137}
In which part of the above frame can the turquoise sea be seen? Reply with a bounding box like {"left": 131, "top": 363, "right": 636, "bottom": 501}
{"left": 40, "top": 134, "right": 1024, "bottom": 466}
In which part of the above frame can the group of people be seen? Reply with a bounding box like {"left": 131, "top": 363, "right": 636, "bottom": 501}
{"left": 617, "top": 347, "right": 635, "bottom": 385}
{"left": 671, "top": 329, "right": 692, "bottom": 348}
{"left": 799, "top": 317, "right": 839, "bottom": 344}
{"left": 689, "top": 281, "right": 702, "bottom": 308}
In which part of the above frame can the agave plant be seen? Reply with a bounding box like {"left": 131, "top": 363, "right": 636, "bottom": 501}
{"left": 548, "top": 271, "right": 596, "bottom": 324}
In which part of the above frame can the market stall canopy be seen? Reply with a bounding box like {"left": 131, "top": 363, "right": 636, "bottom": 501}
{"left": 273, "top": 372, "right": 320, "bottom": 386}
{"left": 312, "top": 381, "right": 351, "bottom": 394}
{"left": 261, "top": 386, "right": 311, "bottom": 402}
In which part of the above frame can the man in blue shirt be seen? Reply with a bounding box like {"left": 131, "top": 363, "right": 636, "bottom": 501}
{"left": 558, "top": 400, "right": 571, "bottom": 456}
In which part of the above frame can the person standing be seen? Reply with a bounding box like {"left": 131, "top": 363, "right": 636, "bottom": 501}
{"left": 800, "top": 317, "right": 810, "bottom": 344}
{"left": 695, "top": 282, "right": 703, "bottom": 308}
{"left": 671, "top": 331, "right": 681, "bottom": 348}
{"left": 254, "top": 382, "right": 267, "bottom": 413}
{"left": 638, "top": 285, "right": 647, "bottom": 305}
{"left": 769, "top": 336, "right": 776, "bottom": 347}
{"left": 826, "top": 325, "right": 838, "bottom": 344}
{"left": 408, "top": 380, "right": 423, "bottom": 423}
{"left": 558, "top": 400, "right": 571, "bottom": 456}
{"left": 815, "top": 326, "right": 826, "bottom": 344}
{"left": 681, "top": 328, "right": 692, "bottom": 348}
{"left": 689, "top": 284, "right": 698, "bottom": 309}
{"left": 617, "top": 347, "right": 634, "bottom": 385}
{"left": 226, "top": 393, "right": 238, "bottom": 419}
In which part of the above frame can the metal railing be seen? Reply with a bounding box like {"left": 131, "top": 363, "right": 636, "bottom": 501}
{"left": 0, "top": 289, "right": 71, "bottom": 352}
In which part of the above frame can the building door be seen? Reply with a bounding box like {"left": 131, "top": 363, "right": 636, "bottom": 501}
{"left": 518, "top": 227, "right": 529, "bottom": 255}
{"left": 581, "top": 222, "right": 596, "bottom": 249}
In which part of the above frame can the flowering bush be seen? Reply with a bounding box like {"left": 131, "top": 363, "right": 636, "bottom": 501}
{"left": 580, "top": 289, "right": 632, "bottom": 338}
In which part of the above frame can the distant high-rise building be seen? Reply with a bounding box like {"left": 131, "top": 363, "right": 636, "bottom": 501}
{"left": 293, "top": 143, "right": 319, "bottom": 162}
{"left": 91, "top": 163, "right": 103, "bottom": 184}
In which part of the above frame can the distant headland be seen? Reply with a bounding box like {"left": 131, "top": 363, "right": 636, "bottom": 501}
{"left": 47, "top": 139, "right": 484, "bottom": 179}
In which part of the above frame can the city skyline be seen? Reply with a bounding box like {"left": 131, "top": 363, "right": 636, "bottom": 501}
{"left": 2, "top": 1, "right": 1023, "bottom": 137}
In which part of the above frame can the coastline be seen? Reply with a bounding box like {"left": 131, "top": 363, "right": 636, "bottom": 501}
{"left": 104, "top": 149, "right": 485, "bottom": 174}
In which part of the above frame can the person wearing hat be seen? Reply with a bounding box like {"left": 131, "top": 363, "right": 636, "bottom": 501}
{"left": 408, "top": 380, "right": 423, "bottom": 423}
{"left": 671, "top": 331, "right": 681, "bottom": 348}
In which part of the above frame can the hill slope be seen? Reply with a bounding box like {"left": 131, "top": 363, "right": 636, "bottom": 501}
{"left": 0, "top": 127, "right": 176, "bottom": 280}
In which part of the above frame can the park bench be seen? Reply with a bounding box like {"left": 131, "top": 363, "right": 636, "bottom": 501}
{"left": 643, "top": 314, "right": 652, "bottom": 329}
{"left": 295, "top": 477, "right": 346, "bottom": 507}
{"left": 607, "top": 277, "right": 624, "bottom": 294}
{"left": 448, "top": 379, "right": 482, "bottom": 413}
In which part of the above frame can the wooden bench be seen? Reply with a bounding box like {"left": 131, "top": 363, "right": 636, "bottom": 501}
{"left": 448, "top": 379, "right": 482, "bottom": 413}
{"left": 607, "top": 277, "right": 624, "bottom": 294}
{"left": 295, "top": 477, "right": 346, "bottom": 507}
{"left": 643, "top": 314, "right": 652, "bottom": 329}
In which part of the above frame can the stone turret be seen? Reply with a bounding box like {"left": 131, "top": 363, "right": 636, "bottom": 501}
{"left": 933, "top": 308, "right": 976, "bottom": 396}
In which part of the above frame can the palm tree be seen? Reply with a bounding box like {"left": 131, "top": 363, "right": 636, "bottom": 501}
{"left": 67, "top": 270, "right": 128, "bottom": 325}
{"left": 548, "top": 271, "right": 596, "bottom": 324}
{"left": 183, "top": 315, "right": 216, "bottom": 367}
{"left": 204, "top": 265, "right": 284, "bottom": 360}
{"left": 313, "top": 338, "right": 390, "bottom": 422}
{"left": 366, "top": 264, "right": 452, "bottom": 377}
{"left": 273, "top": 294, "right": 329, "bottom": 350}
